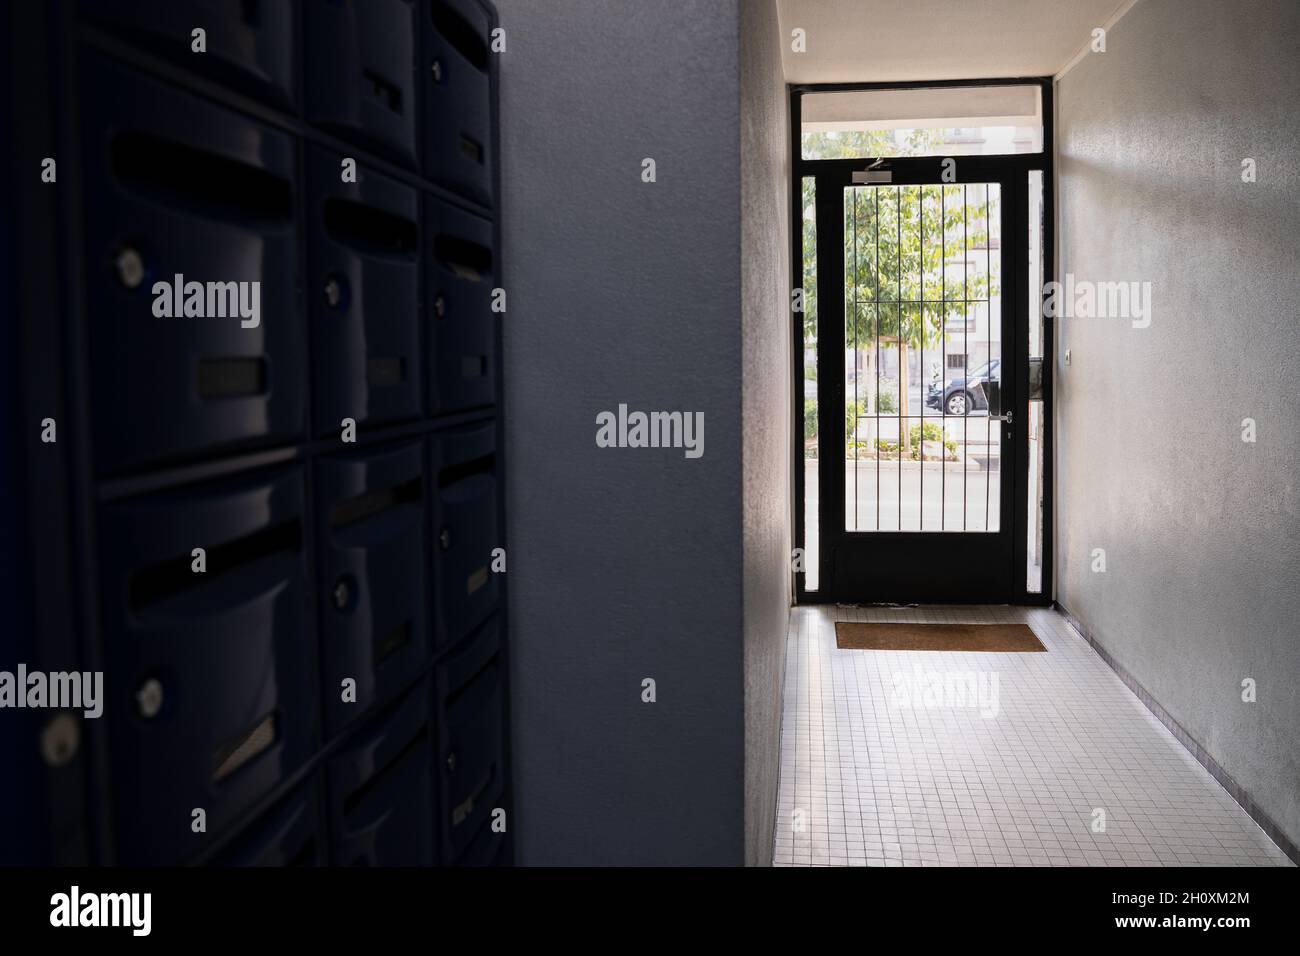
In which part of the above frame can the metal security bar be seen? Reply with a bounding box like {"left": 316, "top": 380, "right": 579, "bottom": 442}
{"left": 844, "top": 183, "right": 1001, "bottom": 533}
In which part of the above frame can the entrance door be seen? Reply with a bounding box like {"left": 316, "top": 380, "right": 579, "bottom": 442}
{"left": 812, "top": 162, "right": 1021, "bottom": 602}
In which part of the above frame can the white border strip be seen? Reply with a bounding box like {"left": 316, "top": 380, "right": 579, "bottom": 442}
{"left": 1054, "top": 0, "right": 1143, "bottom": 81}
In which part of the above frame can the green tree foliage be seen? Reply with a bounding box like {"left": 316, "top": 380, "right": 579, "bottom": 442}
{"left": 801, "top": 129, "right": 998, "bottom": 351}
{"left": 801, "top": 176, "right": 817, "bottom": 346}
{"left": 843, "top": 183, "right": 994, "bottom": 353}
{"left": 802, "top": 129, "right": 1000, "bottom": 456}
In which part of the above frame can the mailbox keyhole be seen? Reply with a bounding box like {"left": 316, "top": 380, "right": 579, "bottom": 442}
{"left": 333, "top": 575, "right": 358, "bottom": 612}
{"left": 324, "top": 274, "right": 349, "bottom": 311}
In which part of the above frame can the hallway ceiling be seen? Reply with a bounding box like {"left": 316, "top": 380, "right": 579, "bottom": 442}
{"left": 775, "top": 0, "right": 1133, "bottom": 82}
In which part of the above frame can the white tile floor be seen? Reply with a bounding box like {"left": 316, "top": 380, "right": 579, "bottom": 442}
{"left": 774, "top": 604, "right": 1294, "bottom": 867}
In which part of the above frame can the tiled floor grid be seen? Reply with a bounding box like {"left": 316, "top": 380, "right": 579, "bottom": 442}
{"left": 774, "top": 605, "right": 1293, "bottom": 867}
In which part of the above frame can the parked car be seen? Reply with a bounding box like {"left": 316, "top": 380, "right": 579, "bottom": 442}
{"left": 925, "top": 359, "right": 1001, "bottom": 416}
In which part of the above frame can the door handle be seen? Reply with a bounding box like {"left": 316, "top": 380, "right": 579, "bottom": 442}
{"left": 991, "top": 412, "right": 1013, "bottom": 423}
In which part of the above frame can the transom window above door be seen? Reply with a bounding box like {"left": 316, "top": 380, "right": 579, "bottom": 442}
{"left": 801, "top": 84, "right": 1043, "bottom": 160}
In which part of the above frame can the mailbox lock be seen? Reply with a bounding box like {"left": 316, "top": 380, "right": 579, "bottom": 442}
{"left": 324, "top": 275, "right": 345, "bottom": 310}
{"left": 439, "top": 527, "right": 453, "bottom": 550}
{"left": 446, "top": 751, "right": 457, "bottom": 772}
{"left": 434, "top": 293, "right": 447, "bottom": 318}
{"left": 332, "top": 575, "right": 356, "bottom": 612}
{"left": 40, "top": 714, "right": 80, "bottom": 767}
{"left": 431, "top": 60, "right": 444, "bottom": 84}
{"left": 135, "top": 678, "right": 164, "bottom": 720}
{"left": 114, "top": 246, "right": 146, "bottom": 290}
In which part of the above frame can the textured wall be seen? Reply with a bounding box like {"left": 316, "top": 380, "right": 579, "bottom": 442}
{"left": 496, "top": 0, "right": 746, "bottom": 864}
{"left": 740, "top": 0, "right": 791, "bottom": 867}
{"left": 1057, "top": 0, "right": 1300, "bottom": 848}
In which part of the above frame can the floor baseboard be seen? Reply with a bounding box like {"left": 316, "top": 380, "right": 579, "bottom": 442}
{"left": 1055, "top": 602, "right": 1299, "bottom": 867}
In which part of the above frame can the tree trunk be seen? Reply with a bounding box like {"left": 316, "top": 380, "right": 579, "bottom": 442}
{"left": 863, "top": 349, "right": 876, "bottom": 454}
{"left": 899, "top": 342, "right": 911, "bottom": 457}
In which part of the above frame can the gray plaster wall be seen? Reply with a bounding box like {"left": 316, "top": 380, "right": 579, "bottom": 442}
{"left": 495, "top": 0, "right": 750, "bottom": 864}
{"left": 740, "top": 0, "right": 792, "bottom": 867}
{"left": 1056, "top": 0, "right": 1300, "bottom": 849}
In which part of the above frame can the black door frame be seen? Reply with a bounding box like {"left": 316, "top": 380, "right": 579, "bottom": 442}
{"left": 790, "top": 78, "right": 1055, "bottom": 606}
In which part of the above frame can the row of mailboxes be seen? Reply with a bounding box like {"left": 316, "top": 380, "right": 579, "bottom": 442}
{"left": 327, "top": 680, "right": 435, "bottom": 865}
{"left": 432, "top": 612, "right": 505, "bottom": 861}
{"left": 80, "top": 54, "right": 498, "bottom": 476}
{"left": 80, "top": 0, "right": 495, "bottom": 205}
{"left": 308, "top": 147, "right": 499, "bottom": 438}
{"left": 211, "top": 780, "right": 324, "bottom": 866}
{"left": 0, "top": 0, "right": 505, "bottom": 867}
{"left": 211, "top": 640, "right": 506, "bottom": 867}
{"left": 331, "top": 618, "right": 505, "bottom": 866}
{"left": 316, "top": 426, "right": 500, "bottom": 736}
{"left": 80, "top": 0, "right": 298, "bottom": 110}
{"left": 99, "top": 467, "right": 317, "bottom": 865}
{"left": 98, "top": 430, "right": 501, "bottom": 864}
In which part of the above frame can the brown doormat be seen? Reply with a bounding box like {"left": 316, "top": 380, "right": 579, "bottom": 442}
{"left": 834, "top": 622, "right": 1046, "bottom": 652}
